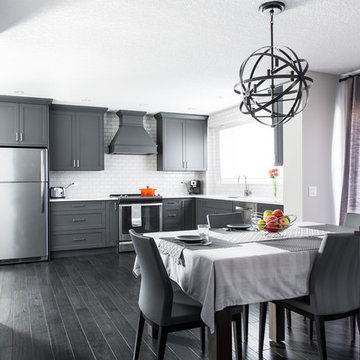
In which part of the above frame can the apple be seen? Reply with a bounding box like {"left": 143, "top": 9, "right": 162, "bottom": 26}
{"left": 284, "top": 215, "right": 291, "bottom": 223}
{"left": 263, "top": 210, "right": 273, "bottom": 220}
{"left": 279, "top": 216, "right": 290, "bottom": 230}
{"left": 266, "top": 215, "right": 279, "bottom": 232}
{"left": 272, "top": 209, "right": 284, "bottom": 218}
{"left": 257, "top": 219, "right": 266, "bottom": 230}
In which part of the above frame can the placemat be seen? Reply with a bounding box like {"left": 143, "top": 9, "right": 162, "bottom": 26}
{"left": 261, "top": 237, "right": 322, "bottom": 252}
{"left": 298, "top": 224, "right": 354, "bottom": 233}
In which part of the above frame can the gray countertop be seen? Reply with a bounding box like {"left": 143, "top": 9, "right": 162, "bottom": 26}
{"left": 49, "top": 194, "right": 283, "bottom": 205}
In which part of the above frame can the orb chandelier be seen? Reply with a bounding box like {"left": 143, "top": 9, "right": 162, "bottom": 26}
{"left": 234, "top": 1, "right": 313, "bottom": 127}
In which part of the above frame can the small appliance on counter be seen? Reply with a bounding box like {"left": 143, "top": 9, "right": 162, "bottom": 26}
{"left": 50, "top": 182, "right": 76, "bottom": 198}
{"left": 189, "top": 179, "right": 201, "bottom": 194}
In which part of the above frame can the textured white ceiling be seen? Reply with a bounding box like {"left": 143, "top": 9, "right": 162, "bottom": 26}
{"left": 0, "top": 0, "right": 359, "bottom": 114}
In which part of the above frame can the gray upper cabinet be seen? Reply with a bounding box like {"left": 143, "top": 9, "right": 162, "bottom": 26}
{"left": 49, "top": 105, "right": 107, "bottom": 171}
{"left": 155, "top": 112, "right": 208, "bottom": 171}
{"left": 0, "top": 96, "right": 52, "bottom": 147}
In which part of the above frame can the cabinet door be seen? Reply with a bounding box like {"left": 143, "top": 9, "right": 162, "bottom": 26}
{"left": 106, "top": 201, "right": 118, "bottom": 247}
{"left": 77, "top": 112, "right": 104, "bottom": 170}
{"left": 185, "top": 119, "right": 207, "bottom": 171}
{"left": 49, "top": 111, "right": 76, "bottom": 170}
{"left": 163, "top": 119, "right": 185, "bottom": 170}
{"left": 0, "top": 102, "right": 19, "bottom": 145}
{"left": 183, "top": 199, "right": 194, "bottom": 230}
{"left": 257, "top": 203, "right": 283, "bottom": 213}
{"left": 20, "top": 104, "right": 48, "bottom": 146}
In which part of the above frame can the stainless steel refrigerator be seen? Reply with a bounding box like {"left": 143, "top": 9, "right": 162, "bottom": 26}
{"left": 0, "top": 148, "right": 48, "bottom": 263}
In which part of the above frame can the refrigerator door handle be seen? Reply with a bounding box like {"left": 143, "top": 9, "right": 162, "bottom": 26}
{"left": 40, "top": 150, "right": 48, "bottom": 182}
{"left": 41, "top": 182, "right": 45, "bottom": 213}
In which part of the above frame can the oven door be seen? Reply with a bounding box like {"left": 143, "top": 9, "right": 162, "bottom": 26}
{"left": 118, "top": 202, "right": 163, "bottom": 252}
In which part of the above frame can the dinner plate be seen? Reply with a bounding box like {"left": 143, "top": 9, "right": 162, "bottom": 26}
{"left": 175, "top": 235, "right": 203, "bottom": 243}
{"left": 226, "top": 224, "right": 251, "bottom": 230}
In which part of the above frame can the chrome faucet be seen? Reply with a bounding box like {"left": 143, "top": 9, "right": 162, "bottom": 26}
{"left": 238, "top": 175, "right": 252, "bottom": 197}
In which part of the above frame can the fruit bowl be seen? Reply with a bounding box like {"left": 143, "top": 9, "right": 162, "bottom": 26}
{"left": 250, "top": 211, "right": 297, "bottom": 234}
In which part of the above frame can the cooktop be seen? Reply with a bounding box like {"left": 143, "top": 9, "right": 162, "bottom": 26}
{"left": 110, "top": 193, "right": 163, "bottom": 203}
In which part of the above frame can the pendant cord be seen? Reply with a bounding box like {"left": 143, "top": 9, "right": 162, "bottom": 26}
{"left": 270, "top": 9, "right": 275, "bottom": 123}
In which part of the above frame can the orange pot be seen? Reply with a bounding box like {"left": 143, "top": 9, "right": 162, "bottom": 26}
{"left": 139, "top": 186, "right": 157, "bottom": 196}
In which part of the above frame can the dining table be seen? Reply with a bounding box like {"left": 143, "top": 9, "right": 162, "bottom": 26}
{"left": 133, "top": 222, "right": 353, "bottom": 360}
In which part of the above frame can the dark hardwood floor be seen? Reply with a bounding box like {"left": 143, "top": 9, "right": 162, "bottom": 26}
{"left": 0, "top": 252, "right": 358, "bottom": 360}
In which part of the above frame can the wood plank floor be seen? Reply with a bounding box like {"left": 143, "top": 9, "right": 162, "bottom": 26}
{"left": 0, "top": 252, "right": 358, "bottom": 360}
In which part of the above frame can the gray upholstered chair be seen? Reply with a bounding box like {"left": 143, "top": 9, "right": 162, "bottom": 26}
{"left": 344, "top": 212, "right": 360, "bottom": 229}
{"left": 207, "top": 211, "right": 245, "bottom": 228}
{"left": 130, "top": 229, "right": 205, "bottom": 359}
{"left": 259, "top": 233, "right": 360, "bottom": 360}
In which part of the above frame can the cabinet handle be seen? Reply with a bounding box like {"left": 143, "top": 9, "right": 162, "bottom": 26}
{"left": 71, "top": 204, "right": 85, "bottom": 208}
{"left": 182, "top": 161, "right": 186, "bottom": 169}
{"left": 167, "top": 201, "right": 176, "bottom": 205}
{"left": 77, "top": 159, "right": 80, "bottom": 168}
{"left": 20, "top": 132, "right": 23, "bottom": 142}
{"left": 181, "top": 200, "right": 184, "bottom": 208}
{"left": 235, "top": 206, "right": 253, "bottom": 211}
{"left": 186, "top": 161, "right": 189, "bottom": 168}
{"left": 72, "top": 218, "right": 86, "bottom": 222}
{"left": 73, "top": 238, "right": 86, "bottom": 242}
{"left": 168, "top": 214, "right": 177, "bottom": 217}
{"left": 15, "top": 132, "right": 19, "bottom": 141}
{"left": 73, "top": 160, "right": 76, "bottom": 168}
{"left": 114, "top": 202, "right": 117, "bottom": 211}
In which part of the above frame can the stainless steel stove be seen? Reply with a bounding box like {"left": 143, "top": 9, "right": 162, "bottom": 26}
{"left": 110, "top": 193, "right": 163, "bottom": 252}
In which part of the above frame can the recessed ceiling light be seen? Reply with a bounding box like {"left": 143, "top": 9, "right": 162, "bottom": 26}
{"left": 14, "top": 90, "right": 24, "bottom": 94}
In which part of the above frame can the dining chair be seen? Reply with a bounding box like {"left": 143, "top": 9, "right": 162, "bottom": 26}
{"left": 344, "top": 212, "right": 360, "bottom": 229}
{"left": 207, "top": 211, "right": 244, "bottom": 228}
{"left": 130, "top": 229, "right": 205, "bottom": 359}
{"left": 258, "top": 233, "right": 360, "bottom": 360}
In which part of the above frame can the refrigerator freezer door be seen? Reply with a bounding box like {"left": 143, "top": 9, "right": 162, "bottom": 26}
{"left": 0, "top": 148, "right": 48, "bottom": 182}
{"left": 0, "top": 182, "right": 48, "bottom": 260}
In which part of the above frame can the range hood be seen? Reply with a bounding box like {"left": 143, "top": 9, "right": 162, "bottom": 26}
{"left": 109, "top": 110, "right": 157, "bottom": 155}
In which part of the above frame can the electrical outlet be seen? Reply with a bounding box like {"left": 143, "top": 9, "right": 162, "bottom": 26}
{"left": 308, "top": 186, "right": 317, "bottom": 197}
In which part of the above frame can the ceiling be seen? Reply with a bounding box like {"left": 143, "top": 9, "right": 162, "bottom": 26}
{"left": 0, "top": 0, "right": 359, "bottom": 114}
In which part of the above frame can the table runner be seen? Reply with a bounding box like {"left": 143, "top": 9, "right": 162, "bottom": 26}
{"left": 158, "top": 236, "right": 241, "bottom": 266}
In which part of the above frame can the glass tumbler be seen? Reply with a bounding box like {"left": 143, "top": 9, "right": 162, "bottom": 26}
{"left": 198, "top": 224, "right": 210, "bottom": 241}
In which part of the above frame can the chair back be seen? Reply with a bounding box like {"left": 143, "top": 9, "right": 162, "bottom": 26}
{"left": 344, "top": 212, "right": 360, "bottom": 229}
{"left": 130, "top": 229, "right": 173, "bottom": 326}
{"left": 207, "top": 212, "right": 244, "bottom": 228}
{"left": 309, "top": 233, "right": 360, "bottom": 315}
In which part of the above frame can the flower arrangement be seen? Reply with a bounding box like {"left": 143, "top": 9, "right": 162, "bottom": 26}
{"left": 269, "top": 168, "right": 279, "bottom": 198}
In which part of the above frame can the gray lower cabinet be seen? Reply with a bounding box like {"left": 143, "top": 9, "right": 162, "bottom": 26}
{"left": 155, "top": 112, "right": 208, "bottom": 171}
{"left": 49, "top": 104, "right": 107, "bottom": 171}
{"left": 0, "top": 96, "right": 51, "bottom": 147}
{"left": 257, "top": 203, "right": 284, "bottom": 214}
{"left": 163, "top": 198, "right": 195, "bottom": 231}
{"left": 50, "top": 200, "right": 118, "bottom": 253}
{"left": 195, "top": 199, "right": 233, "bottom": 225}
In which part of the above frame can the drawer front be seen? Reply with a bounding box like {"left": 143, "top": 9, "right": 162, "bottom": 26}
{"left": 163, "top": 208, "right": 182, "bottom": 226}
{"left": 163, "top": 224, "right": 182, "bottom": 232}
{"left": 51, "top": 201, "right": 105, "bottom": 212}
{"left": 163, "top": 199, "right": 182, "bottom": 209}
{"left": 51, "top": 230, "right": 105, "bottom": 251}
{"left": 51, "top": 211, "right": 105, "bottom": 231}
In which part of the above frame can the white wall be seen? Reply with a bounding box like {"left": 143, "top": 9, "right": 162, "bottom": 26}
{"left": 50, "top": 113, "right": 205, "bottom": 198}
{"left": 283, "top": 71, "right": 339, "bottom": 223}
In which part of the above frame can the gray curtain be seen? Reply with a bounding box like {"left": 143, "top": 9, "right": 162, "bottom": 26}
{"left": 340, "top": 76, "right": 360, "bottom": 224}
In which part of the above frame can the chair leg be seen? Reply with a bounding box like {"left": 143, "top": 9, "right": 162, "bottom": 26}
{"left": 232, "top": 313, "right": 242, "bottom": 360}
{"left": 157, "top": 327, "right": 168, "bottom": 360}
{"left": 351, "top": 315, "right": 356, "bottom": 341}
{"left": 309, "top": 319, "right": 313, "bottom": 341}
{"left": 242, "top": 304, "right": 249, "bottom": 342}
{"left": 200, "top": 325, "right": 205, "bottom": 353}
{"left": 259, "top": 302, "right": 268, "bottom": 355}
{"left": 314, "top": 315, "right": 327, "bottom": 360}
{"left": 286, "top": 309, "right": 292, "bottom": 329}
{"left": 133, "top": 312, "right": 145, "bottom": 360}
{"left": 358, "top": 310, "right": 360, "bottom": 334}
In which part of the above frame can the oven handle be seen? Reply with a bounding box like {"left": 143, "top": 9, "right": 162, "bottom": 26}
{"left": 118, "top": 202, "right": 163, "bottom": 207}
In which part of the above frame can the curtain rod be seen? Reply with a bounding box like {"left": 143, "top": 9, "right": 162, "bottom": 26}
{"left": 339, "top": 73, "right": 360, "bottom": 83}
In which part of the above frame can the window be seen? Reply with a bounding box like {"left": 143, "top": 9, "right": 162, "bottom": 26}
{"left": 219, "top": 121, "right": 283, "bottom": 183}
